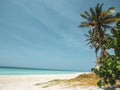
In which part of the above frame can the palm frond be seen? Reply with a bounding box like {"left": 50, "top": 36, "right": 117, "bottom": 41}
{"left": 99, "top": 3, "right": 103, "bottom": 9}
{"left": 84, "top": 11, "right": 91, "bottom": 17}
{"left": 116, "top": 13, "right": 120, "bottom": 18}
{"left": 102, "top": 25, "right": 114, "bottom": 30}
{"left": 105, "top": 18, "right": 120, "bottom": 24}
{"left": 79, "top": 22, "right": 88, "bottom": 27}
{"left": 107, "top": 7, "right": 115, "bottom": 14}
{"left": 95, "top": 4, "right": 101, "bottom": 18}
{"left": 90, "top": 7, "right": 95, "bottom": 18}
{"left": 80, "top": 13, "right": 88, "bottom": 19}
{"left": 84, "top": 34, "right": 90, "bottom": 37}
{"left": 84, "top": 11, "right": 91, "bottom": 20}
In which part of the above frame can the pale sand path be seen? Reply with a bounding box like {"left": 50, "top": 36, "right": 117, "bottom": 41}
{"left": 0, "top": 72, "right": 104, "bottom": 90}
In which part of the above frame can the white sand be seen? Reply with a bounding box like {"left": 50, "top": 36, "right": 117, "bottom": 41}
{"left": 0, "top": 72, "right": 105, "bottom": 90}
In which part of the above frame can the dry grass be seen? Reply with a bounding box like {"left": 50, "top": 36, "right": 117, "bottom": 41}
{"left": 64, "top": 73, "right": 100, "bottom": 87}
{"left": 35, "top": 79, "right": 65, "bottom": 88}
{"left": 35, "top": 73, "right": 100, "bottom": 88}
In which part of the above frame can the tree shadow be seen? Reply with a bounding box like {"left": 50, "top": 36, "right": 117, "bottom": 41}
{"left": 103, "top": 85, "right": 120, "bottom": 90}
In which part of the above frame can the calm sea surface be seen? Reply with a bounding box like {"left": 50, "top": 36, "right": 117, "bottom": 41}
{"left": 0, "top": 67, "right": 77, "bottom": 75}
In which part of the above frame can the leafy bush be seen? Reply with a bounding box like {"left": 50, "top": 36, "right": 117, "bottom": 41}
{"left": 93, "top": 21, "right": 120, "bottom": 87}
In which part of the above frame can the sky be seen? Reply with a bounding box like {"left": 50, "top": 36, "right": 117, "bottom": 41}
{"left": 0, "top": 0, "right": 120, "bottom": 71}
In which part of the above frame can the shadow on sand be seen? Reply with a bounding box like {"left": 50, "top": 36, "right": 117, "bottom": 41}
{"left": 103, "top": 85, "right": 120, "bottom": 90}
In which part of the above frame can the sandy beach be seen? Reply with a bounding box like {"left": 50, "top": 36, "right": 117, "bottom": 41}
{"left": 0, "top": 72, "right": 105, "bottom": 90}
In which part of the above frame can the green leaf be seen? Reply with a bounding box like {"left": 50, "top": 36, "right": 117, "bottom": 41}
{"left": 112, "top": 74, "right": 116, "bottom": 78}
{"left": 108, "top": 70, "right": 112, "bottom": 74}
{"left": 97, "top": 80, "right": 102, "bottom": 87}
{"left": 93, "top": 68, "right": 99, "bottom": 75}
{"left": 97, "top": 80, "right": 105, "bottom": 87}
{"left": 109, "top": 79, "right": 116, "bottom": 86}
{"left": 116, "top": 65, "right": 120, "bottom": 70}
{"left": 116, "top": 61, "right": 120, "bottom": 64}
{"left": 108, "top": 62, "right": 112, "bottom": 66}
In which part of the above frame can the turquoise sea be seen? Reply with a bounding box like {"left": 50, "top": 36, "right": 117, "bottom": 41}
{"left": 0, "top": 67, "right": 77, "bottom": 75}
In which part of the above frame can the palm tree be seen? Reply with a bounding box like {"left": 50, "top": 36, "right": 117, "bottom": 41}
{"left": 79, "top": 4, "right": 119, "bottom": 58}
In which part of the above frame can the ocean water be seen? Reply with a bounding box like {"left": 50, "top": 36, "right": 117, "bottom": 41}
{"left": 0, "top": 67, "right": 76, "bottom": 75}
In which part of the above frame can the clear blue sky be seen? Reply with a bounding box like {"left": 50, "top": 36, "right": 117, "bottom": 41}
{"left": 0, "top": 0, "right": 120, "bottom": 71}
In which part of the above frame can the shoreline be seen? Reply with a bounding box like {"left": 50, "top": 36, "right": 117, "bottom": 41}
{"left": 0, "top": 72, "right": 90, "bottom": 76}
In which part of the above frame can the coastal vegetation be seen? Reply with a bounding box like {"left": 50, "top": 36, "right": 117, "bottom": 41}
{"left": 35, "top": 3, "right": 120, "bottom": 89}
{"left": 80, "top": 3, "right": 120, "bottom": 87}
{"left": 35, "top": 73, "right": 100, "bottom": 88}
{"left": 35, "top": 73, "right": 120, "bottom": 88}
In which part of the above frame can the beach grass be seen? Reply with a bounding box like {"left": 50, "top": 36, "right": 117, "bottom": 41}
{"left": 65, "top": 73, "right": 100, "bottom": 87}
{"left": 35, "top": 73, "right": 100, "bottom": 88}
